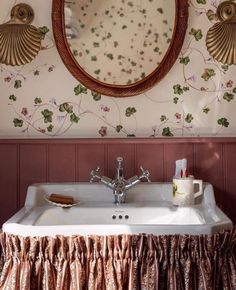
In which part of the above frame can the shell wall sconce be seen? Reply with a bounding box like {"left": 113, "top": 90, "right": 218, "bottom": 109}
{"left": 0, "top": 3, "right": 42, "bottom": 66}
{"left": 206, "top": 1, "right": 236, "bottom": 65}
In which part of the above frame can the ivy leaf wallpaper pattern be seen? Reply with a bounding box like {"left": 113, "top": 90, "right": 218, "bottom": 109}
{"left": 0, "top": 0, "right": 235, "bottom": 138}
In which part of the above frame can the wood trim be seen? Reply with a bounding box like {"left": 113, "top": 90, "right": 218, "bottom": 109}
{"left": 52, "top": 0, "right": 189, "bottom": 97}
{"left": 1, "top": 137, "right": 236, "bottom": 144}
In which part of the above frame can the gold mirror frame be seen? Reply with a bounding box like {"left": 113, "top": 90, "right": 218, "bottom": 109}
{"left": 52, "top": 0, "right": 189, "bottom": 97}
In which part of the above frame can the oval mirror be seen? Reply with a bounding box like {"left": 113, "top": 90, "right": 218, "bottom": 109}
{"left": 52, "top": 0, "right": 188, "bottom": 97}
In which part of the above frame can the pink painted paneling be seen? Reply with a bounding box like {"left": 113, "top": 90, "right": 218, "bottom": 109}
{"left": 194, "top": 143, "right": 224, "bottom": 206}
{"left": 224, "top": 144, "right": 236, "bottom": 222}
{"left": 48, "top": 144, "right": 76, "bottom": 182}
{"left": 19, "top": 145, "right": 47, "bottom": 208}
{"left": 107, "top": 144, "right": 135, "bottom": 179}
{"left": 77, "top": 144, "right": 105, "bottom": 181}
{"left": 0, "top": 145, "right": 17, "bottom": 225}
{"left": 0, "top": 138, "right": 236, "bottom": 226}
{"left": 136, "top": 144, "right": 164, "bottom": 181}
{"left": 164, "top": 143, "right": 194, "bottom": 181}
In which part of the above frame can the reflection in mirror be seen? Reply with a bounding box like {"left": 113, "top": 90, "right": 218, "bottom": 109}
{"left": 65, "top": 0, "right": 175, "bottom": 85}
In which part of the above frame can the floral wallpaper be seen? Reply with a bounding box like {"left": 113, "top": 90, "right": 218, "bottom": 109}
{"left": 0, "top": 0, "right": 235, "bottom": 138}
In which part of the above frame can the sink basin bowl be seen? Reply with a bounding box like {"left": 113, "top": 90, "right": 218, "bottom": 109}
{"left": 36, "top": 206, "right": 206, "bottom": 226}
{"left": 3, "top": 182, "right": 232, "bottom": 237}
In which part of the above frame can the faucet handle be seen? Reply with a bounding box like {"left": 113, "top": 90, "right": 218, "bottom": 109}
{"left": 139, "top": 166, "right": 151, "bottom": 182}
{"left": 90, "top": 166, "right": 101, "bottom": 182}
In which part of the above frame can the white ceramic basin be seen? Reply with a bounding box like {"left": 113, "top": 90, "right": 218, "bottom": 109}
{"left": 3, "top": 182, "right": 232, "bottom": 237}
{"left": 35, "top": 206, "right": 206, "bottom": 226}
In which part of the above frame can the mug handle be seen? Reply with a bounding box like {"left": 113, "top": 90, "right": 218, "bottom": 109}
{"left": 193, "top": 179, "right": 203, "bottom": 198}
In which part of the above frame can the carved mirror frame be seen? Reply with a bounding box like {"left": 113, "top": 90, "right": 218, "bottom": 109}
{"left": 52, "top": 0, "right": 189, "bottom": 97}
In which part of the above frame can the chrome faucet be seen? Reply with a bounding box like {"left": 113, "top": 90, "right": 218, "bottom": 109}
{"left": 90, "top": 157, "right": 151, "bottom": 204}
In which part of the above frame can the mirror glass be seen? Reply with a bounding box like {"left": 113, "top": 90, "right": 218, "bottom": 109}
{"left": 65, "top": 0, "right": 175, "bottom": 86}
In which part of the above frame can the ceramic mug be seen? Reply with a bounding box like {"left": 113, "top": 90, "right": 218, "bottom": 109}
{"left": 172, "top": 176, "right": 203, "bottom": 206}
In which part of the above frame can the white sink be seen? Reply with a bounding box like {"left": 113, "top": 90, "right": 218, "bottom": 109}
{"left": 36, "top": 206, "right": 205, "bottom": 226}
{"left": 3, "top": 182, "right": 232, "bottom": 237}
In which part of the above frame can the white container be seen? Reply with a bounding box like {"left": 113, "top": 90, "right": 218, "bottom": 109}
{"left": 173, "top": 176, "right": 203, "bottom": 206}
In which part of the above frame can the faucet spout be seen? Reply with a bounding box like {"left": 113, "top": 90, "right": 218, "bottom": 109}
{"left": 114, "top": 193, "right": 125, "bottom": 204}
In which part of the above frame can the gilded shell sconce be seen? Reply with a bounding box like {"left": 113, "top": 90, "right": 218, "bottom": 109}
{"left": 206, "top": 1, "right": 236, "bottom": 65}
{"left": 0, "top": 3, "right": 42, "bottom": 66}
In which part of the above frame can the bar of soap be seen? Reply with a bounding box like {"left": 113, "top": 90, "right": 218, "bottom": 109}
{"left": 49, "top": 193, "right": 74, "bottom": 205}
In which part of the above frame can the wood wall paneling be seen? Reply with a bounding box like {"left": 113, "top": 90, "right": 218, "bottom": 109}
{"left": 48, "top": 144, "right": 76, "bottom": 182}
{"left": 136, "top": 144, "right": 164, "bottom": 181}
{"left": 224, "top": 143, "right": 236, "bottom": 222}
{"left": 0, "top": 145, "right": 17, "bottom": 225}
{"left": 77, "top": 144, "right": 105, "bottom": 181}
{"left": 19, "top": 145, "right": 47, "bottom": 208}
{"left": 194, "top": 143, "right": 224, "bottom": 208}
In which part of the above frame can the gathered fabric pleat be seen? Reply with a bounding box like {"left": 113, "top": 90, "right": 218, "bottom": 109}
{"left": 0, "top": 230, "right": 236, "bottom": 290}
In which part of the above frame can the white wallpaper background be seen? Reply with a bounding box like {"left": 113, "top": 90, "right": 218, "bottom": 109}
{"left": 0, "top": 0, "right": 235, "bottom": 138}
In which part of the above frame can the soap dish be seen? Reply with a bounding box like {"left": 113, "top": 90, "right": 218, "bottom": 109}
{"left": 44, "top": 194, "right": 80, "bottom": 208}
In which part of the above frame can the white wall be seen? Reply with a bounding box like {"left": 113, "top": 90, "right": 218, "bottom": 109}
{"left": 0, "top": 0, "right": 235, "bottom": 138}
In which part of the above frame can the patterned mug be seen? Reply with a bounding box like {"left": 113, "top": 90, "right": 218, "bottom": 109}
{"left": 172, "top": 176, "right": 203, "bottom": 206}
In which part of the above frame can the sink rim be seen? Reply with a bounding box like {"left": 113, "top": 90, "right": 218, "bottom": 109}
{"left": 34, "top": 204, "right": 209, "bottom": 226}
{"left": 2, "top": 182, "right": 233, "bottom": 237}
{"left": 2, "top": 203, "right": 233, "bottom": 237}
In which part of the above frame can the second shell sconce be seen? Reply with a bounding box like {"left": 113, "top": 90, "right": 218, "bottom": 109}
{"left": 206, "top": 1, "right": 236, "bottom": 65}
{"left": 0, "top": 3, "right": 42, "bottom": 66}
